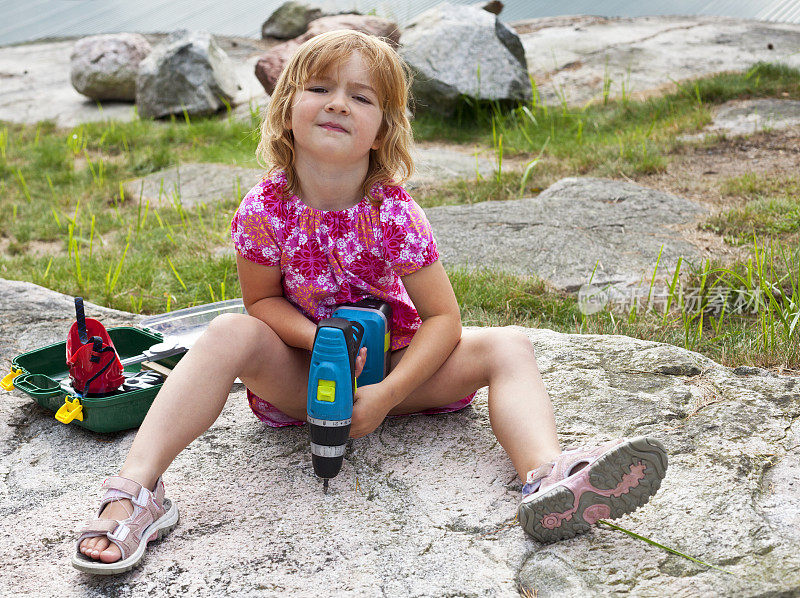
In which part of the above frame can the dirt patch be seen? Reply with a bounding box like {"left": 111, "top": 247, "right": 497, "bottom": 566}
{"left": 0, "top": 237, "right": 64, "bottom": 258}
{"left": 626, "top": 128, "right": 800, "bottom": 264}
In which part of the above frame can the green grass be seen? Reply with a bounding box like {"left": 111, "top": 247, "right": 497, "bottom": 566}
{"left": 416, "top": 171, "right": 543, "bottom": 208}
{"left": 449, "top": 243, "right": 800, "bottom": 370}
{"left": 1, "top": 63, "right": 799, "bottom": 367}
{"left": 703, "top": 173, "right": 800, "bottom": 244}
{"left": 0, "top": 111, "right": 257, "bottom": 313}
{"left": 414, "top": 62, "right": 800, "bottom": 188}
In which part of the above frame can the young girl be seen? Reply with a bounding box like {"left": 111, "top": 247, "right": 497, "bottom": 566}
{"left": 73, "top": 30, "right": 668, "bottom": 574}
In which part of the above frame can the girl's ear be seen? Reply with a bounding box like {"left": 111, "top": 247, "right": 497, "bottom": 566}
{"left": 283, "top": 104, "right": 293, "bottom": 131}
{"left": 371, "top": 120, "right": 387, "bottom": 150}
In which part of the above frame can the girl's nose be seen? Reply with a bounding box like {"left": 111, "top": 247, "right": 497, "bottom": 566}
{"left": 325, "top": 95, "right": 349, "bottom": 115}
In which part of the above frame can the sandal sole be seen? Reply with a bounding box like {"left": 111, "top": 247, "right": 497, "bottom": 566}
{"left": 518, "top": 436, "right": 667, "bottom": 543}
{"left": 72, "top": 498, "right": 179, "bottom": 575}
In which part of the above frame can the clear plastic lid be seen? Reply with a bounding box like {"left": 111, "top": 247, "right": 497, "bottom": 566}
{"left": 139, "top": 299, "right": 245, "bottom": 350}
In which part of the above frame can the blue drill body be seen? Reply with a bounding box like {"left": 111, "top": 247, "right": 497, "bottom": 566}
{"left": 307, "top": 298, "right": 392, "bottom": 487}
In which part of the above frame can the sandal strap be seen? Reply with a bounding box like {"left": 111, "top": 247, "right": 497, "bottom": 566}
{"left": 81, "top": 519, "right": 119, "bottom": 535}
{"left": 102, "top": 475, "right": 144, "bottom": 498}
{"left": 76, "top": 519, "right": 133, "bottom": 560}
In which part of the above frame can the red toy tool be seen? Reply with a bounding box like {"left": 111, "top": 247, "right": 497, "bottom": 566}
{"left": 66, "top": 297, "right": 124, "bottom": 396}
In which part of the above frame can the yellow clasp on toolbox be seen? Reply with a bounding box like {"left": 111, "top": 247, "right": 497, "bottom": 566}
{"left": 55, "top": 396, "right": 84, "bottom": 424}
{"left": 1, "top": 369, "right": 23, "bottom": 391}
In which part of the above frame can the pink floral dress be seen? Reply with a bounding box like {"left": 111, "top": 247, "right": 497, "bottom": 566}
{"left": 231, "top": 171, "right": 475, "bottom": 426}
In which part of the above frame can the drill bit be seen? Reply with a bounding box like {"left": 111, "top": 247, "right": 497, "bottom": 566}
{"left": 323, "top": 479, "right": 329, "bottom": 494}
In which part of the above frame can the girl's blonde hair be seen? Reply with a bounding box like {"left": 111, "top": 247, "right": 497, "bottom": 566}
{"left": 256, "top": 30, "right": 414, "bottom": 202}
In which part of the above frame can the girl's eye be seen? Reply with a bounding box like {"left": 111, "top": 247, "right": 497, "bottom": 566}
{"left": 309, "top": 86, "right": 326, "bottom": 93}
{"left": 354, "top": 95, "right": 371, "bottom": 104}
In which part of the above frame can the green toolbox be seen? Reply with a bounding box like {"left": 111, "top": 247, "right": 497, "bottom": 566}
{"left": 2, "top": 299, "right": 245, "bottom": 433}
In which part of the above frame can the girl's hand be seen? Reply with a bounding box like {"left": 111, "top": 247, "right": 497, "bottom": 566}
{"left": 350, "top": 382, "right": 394, "bottom": 439}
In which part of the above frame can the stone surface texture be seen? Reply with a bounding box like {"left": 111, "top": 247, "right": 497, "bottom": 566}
{"left": 427, "top": 177, "right": 706, "bottom": 291}
{"left": 136, "top": 31, "right": 243, "bottom": 119}
{"left": 517, "top": 15, "right": 800, "bottom": 106}
{"left": 706, "top": 98, "right": 800, "bottom": 136}
{"left": 407, "top": 143, "right": 496, "bottom": 190}
{"left": 400, "top": 3, "right": 530, "bottom": 113}
{"left": 69, "top": 33, "right": 152, "bottom": 101}
{"left": 255, "top": 15, "right": 400, "bottom": 95}
{"left": 1, "top": 278, "right": 799, "bottom": 596}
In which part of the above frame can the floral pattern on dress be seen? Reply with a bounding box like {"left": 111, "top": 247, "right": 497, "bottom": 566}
{"left": 231, "top": 171, "right": 441, "bottom": 348}
{"left": 231, "top": 170, "right": 476, "bottom": 426}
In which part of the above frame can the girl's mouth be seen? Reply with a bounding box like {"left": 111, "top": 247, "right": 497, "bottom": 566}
{"left": 319, "top": 122, "right": 348, "bottom": 133}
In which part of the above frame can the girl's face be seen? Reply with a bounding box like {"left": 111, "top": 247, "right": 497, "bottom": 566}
{"left": 289, "top": 51, "right": 384, "bottom": 168}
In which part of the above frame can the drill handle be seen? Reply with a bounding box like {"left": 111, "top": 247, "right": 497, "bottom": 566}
{"left": 348, "top": 321, "right": 365, "bottom": 356}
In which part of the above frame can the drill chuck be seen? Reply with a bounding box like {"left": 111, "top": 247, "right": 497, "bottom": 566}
{"left": 309, "top": 417, "right": 350, "bottom": 479}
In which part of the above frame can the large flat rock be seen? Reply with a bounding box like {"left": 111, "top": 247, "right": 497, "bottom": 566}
{"left": 428, "top": 177, "right": 706, "bottom": 291}
{"left": 688, "top": 98, "right": 800, "bottom": 139}
{"left": 123, "top": 163, "right": 265, "bottom": 208}
{"left": 121, "top": 146, "right": 496, "bottom": 208}
{"left": 1, "top": 279, "right": 799, "bottom": 596}
{"left": 517, "top": 15, "right": 800, "bottom": 106}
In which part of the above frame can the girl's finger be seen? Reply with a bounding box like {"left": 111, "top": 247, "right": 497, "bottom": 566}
{"left": 354, "top": 347, "right": 367, "bottom": 377}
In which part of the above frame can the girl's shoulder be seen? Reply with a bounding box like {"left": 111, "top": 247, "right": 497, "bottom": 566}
{"left": 375, "top": 181, "right": 412, "bottom": 205}
{"left": 238, "top": 171, "right": 290, "bottom": 216}
{"left": 374, "top": 182, "right": 416, "bottom": 219}
{"left": 375, "top": 183, "right": 428, "bottom": 226}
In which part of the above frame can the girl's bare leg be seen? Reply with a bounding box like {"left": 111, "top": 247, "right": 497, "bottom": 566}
{"left": 389, "top": 327, "right": 561, "bottom": 479}
{"left": 79, "top": 313, "right": 312, "bottom": 563}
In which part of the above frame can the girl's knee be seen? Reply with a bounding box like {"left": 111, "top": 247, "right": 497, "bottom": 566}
{"left": 202, "top": 313, "right": 275, "bottom": 352}
{"left": 481, "top": 327, "right": 536, "bottom": 372}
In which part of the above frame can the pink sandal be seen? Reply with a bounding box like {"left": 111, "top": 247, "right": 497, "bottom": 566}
{"left": 518, "top": 436, "right": 667, "bottom": 543}
{"left": 72, "top": 476, "right": 179, "bottom": 575}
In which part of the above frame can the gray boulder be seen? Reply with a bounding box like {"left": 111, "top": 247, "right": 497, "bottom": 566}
{"left": 427, "top": 177, "right": 706, "bottom": 291}
{"left": 136, "top": 31, "right": 242, "bottom": 119}
{"left": 70, "top": 33, "right": 152, "bottom": 101}
{"left": 517, "top": 15, "right": 800, "bottom": 107}
{"left": 261, "top": 1, "right": 324, "bottom": 39}
{"left": 261, "top": 1, "right": 363, "bottom": 40}
{"left": 399, "top": 3, "right": 530, "bottom": 114}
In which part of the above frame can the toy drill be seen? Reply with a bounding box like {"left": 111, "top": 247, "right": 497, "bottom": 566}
{"left": 307, "top": 298, "right": 392, "bottom": 493}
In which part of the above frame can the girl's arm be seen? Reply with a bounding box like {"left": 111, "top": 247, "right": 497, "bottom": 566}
{"left": 236, "top": 253, "right": 317, "bottom": 351}
{"left": 381, "top": 259, "right": 462, "bottom": 406}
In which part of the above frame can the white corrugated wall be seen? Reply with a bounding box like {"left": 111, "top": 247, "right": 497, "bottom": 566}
{"left": 2, "top": 0, "right": 800, "bottom": 47}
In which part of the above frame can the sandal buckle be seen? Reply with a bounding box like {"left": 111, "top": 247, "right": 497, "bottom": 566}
{"left": 108, "top": 523, "right": 130, "bottom": 542}
{"left": 132, "top": 486, "right": 150, "bottom": 508}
